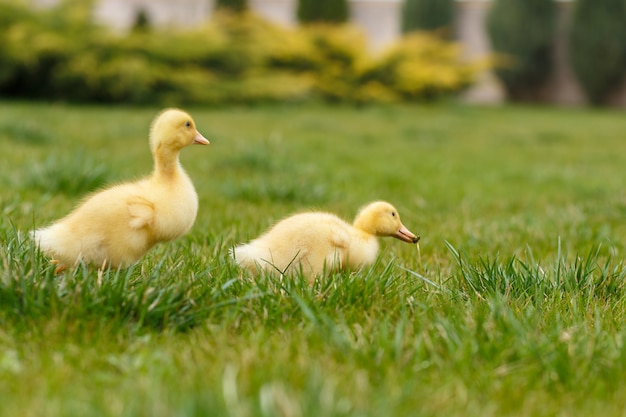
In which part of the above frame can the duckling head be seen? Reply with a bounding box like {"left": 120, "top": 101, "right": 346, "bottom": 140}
{"left": 353, "top": 201, "right": 419, "bottom": 243}
{"left": 150, "top": 108, "right": 209, "bottom": 154}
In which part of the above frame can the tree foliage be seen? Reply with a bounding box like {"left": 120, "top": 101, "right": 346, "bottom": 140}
{"left": 569, "top": 0, "right": 626, "bottom": 105}
{"left": 402, "top": 0, "right": 454, "bottom": 33}
{"left": 297, "top": 0, "right": 349, "bottom": 24}
{"left": 486, "top": 0, "right": 557, "bottom": 101}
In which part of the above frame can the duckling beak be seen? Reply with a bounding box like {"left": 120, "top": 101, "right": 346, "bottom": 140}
{"left": 193, "top": 131, "right": 210, "bottom": 145}
{"left": 394, "top": 224, "right": 420, "bottom": 244}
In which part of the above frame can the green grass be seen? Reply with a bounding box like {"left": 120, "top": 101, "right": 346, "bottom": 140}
{"left": 1, "top": 100, "right": 626, "bottom": 416}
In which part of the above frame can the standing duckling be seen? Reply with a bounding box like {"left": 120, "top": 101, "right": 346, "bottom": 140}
{"left": 31, "top": 108, "right": 209, "bottom": 272}
{"left": 232, "top": 201, "right": 419, "bottom": 281}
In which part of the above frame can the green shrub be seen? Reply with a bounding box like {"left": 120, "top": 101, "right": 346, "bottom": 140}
{"left": 265, "top": 29, "right": 319, "bottom": 72}
{"left": 0, "top": 1, "right": 477, "bottom": 105}
{"left": 300, "top": 25, "right": 367, "bottom": 101}
{"left": 297, "top": 26, "right": 477, "bottom": 103}
{"left": 54, "top": 51, "right": 168, "bottom": 102}
{"left": 0, "top": 8, "right": 92, "bottom": 97}
{"left": 569, "top": 0, "right": 626, "bottom": 105}
{"left": 486, "top": 0, "right": 557, "bottom": 101}
{"left": 363, "top": 33, "right": 477, "bottom": 102}
{"left": 297, "top": 0, "right": 349, "bottom": 24}
{"left": 402, "top": 0, "right": 454, "bottom": 33}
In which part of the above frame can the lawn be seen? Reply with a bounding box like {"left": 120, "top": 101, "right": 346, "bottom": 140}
{"left": 1, "top": 100, "right": 626, "bottom": 416}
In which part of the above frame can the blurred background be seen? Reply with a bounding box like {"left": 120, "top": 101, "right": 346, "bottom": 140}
{"left": 3, "top": 0, "right": 626, "bottom": 107}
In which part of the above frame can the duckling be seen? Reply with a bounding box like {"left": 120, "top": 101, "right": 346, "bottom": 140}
{"left": 232, "top": 201, "right": 419, "bottom": 281}
{"left": 31, "top": 108, "right": 209, "bottom": 272}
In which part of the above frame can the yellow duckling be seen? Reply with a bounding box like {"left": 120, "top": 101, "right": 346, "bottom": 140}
{"left": 232, "top": 201, "right": 419, "bottom": 280}
{"left": 31, "top": 108, "right": 209, "bottom": 272}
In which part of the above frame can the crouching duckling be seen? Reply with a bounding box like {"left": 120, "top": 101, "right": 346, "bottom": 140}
{"left": 232, "top": 201, "right": 419, "bottom": 281}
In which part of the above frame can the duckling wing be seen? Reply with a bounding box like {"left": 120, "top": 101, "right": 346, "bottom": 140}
{"left": 329, "top": 227, "right": 350, "bottom": 249}
{"left": 127, "top": 196, "right": 155, "bottom": 229}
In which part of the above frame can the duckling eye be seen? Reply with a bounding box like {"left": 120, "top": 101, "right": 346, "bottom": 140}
{"left": 391, "top": 211, "right": 396, "bottom": 217}
{"left": 185, "top": 121, "right": 191, "bottom": 128}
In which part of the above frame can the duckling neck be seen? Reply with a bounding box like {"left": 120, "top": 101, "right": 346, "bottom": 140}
{"left": 153, "top": 148, "right": 183, "bottom": 180}
{"left": 353, "top": 218, "right": 376, "bottom": 237}
{"left": 347, "top": 226, "right": 380, "bottom": 269}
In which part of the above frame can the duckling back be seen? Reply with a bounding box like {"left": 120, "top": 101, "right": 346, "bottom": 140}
{"left": 32, "top": 182, "right": 156, "bottom": 268}
{"left": 232, "top": 212, "right": 354, "bottom": 278}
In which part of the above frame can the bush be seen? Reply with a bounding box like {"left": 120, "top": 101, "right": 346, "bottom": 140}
{"left": 0, "top": 1, "right": 478, "bottom": 105}
{"left": 0, "top": 0, "right": 95, "bottom": 97}
{"left": 486, "top": 0, "right": 557, "bottom": 101}
{"left": 364, "top": 33, "right": 477, "bottom": 101}
{"left": 569, "top": 0, "right": 626, "bottom": 105}
{"left": 300, "top": 25, "right": 367, "bottom": 101}
{"left": 402, "top": 0, "right": 454, "bottom": 34}
{"left": 297, "top": 0, "right": 349, "bottom": 24}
